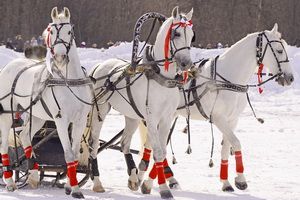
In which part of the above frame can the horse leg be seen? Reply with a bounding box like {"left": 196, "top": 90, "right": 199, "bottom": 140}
{"left": 55, "top": 118, "right": 83, "bottom": 199}
{"left": 89, "top": 104, "right": 110, "bottom": 193}
{"left": 220, "top": 138, "right": 234, "bottom": 192}
{"left": 214, "top": 118, "right": 247, "bottom": 191}
{"left": 143, "top": 116, "right": 173, "bottom": 199}
{"left": 121, "top": 116, "right": 139, "bottom": 191}
{"left": 137, "top": 121, "right": 151, "bottom": 183}
{"left": 0, "top": 115, "right": 16, "bottom": 191}
{"left": 18, "top": 116, "right": 45, "bottom": 189}
{"left": 139, "top": 122, "right": 179, "bottom": 190}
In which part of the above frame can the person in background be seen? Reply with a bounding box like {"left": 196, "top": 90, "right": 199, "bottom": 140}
{"left": 206, "top": 43, "right": 212, "bottom": 49}
{"left": 80, "top": 41, "right": 86, "bottom": 48}
{"left": 37, "top": 35, "right": 44, "bottom": 46}
{"left": 107, "top": 40, "right": 114, "bottom": 48}
{"left": 15, "top": 35, "right": 24, "bottom": 52}
{"left": 30, "top": 37, "right": 38, "bottom": 47}
{"left": 5, "top": 38, "right": 14, "bottom": 50}
{"left": 91, "top": 43, "right": 97, "bottom": 48}
{"left": 217, "top": 42, "right": 223, "bottom": 49}
{"left": 24, "top": 40, "right": 31, "bottom": 50}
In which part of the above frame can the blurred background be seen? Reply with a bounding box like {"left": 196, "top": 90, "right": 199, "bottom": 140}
{"left": 0, "top": 0, "right": 299, "bottom": 51}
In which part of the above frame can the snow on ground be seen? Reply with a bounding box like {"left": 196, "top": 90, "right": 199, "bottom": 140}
{"left": 0, "top": 43, "right": 299, "bottom": 200}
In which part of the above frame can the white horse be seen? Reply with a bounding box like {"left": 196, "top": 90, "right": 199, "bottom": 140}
{"left": 131, "top": 23, "right": 294, "bottom": 193}
{"left": 0, "top": 7, "right": 92, "bottom": 198}
{"left": 89, "top": 6, "right": 194, "bottom": 199}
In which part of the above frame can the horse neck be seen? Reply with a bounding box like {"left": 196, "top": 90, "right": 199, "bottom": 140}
{"left": 216, "top": 33, "right": 259, "bottom": 85}
{"left": 60, "top": 41, "right": 84, "bottom": 78}
{"left": 152, "top": 18, "right": 178, "bottom": 78}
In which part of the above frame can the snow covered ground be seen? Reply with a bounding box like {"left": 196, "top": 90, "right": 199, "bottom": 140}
{"left": 0, "top": 43, "right": 299, "bottom": 200}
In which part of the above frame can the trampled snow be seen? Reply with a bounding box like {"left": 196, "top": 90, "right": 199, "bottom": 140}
{"left": 0, "top": 43, "right": 299, "bottom": 200}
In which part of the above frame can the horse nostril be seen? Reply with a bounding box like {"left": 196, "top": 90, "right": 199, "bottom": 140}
{"left": 181, "top": 62, "right": 187, "bottom": 67}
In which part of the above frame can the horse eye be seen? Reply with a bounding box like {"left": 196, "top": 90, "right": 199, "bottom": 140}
{"left": 50, "top": 30, "right": 53, "bottom": 35}
{"left": 277, "top": 49, "right": 283, "bottom": 54}
{"left": 68, "top": 31, "right": 71, "bottom": 35}
{"left": 174, "top": 32, "right": 181, "bottom": 37}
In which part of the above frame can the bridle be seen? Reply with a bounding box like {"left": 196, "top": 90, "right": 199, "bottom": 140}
{"left": 256, "top": 31, "right": 289, "bottom": 93}
{"left": 46, "top": 22, "right": 75, "bottom": 56}
{"left": 163, "top": 17, "right": 193, "bottom": 71}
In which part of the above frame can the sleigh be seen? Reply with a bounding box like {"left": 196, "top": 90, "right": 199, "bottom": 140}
{"left": 0, "top": 120, "right": 139, "bottom": 189}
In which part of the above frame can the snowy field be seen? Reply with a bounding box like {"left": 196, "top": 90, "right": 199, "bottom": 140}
{"left": 0, "top": 43, "right": 299, "bottom": 200}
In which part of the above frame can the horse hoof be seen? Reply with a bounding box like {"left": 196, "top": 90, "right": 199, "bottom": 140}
{"left": 128, "top": 180, "right": 139, "bottom": 191}
{"left": 93, "top": 184, "right": 105, "bottom": 193}
{"left": 235, "top": 180, "right": 248, "bottom": 190}
{"left": 65, "top": 187, "right": 72, "bottom": 195}
{"left": 6, "top": 184, "right": 17, "bottom": 192}
{"left": 71, "top": 191, "right": 85, "bottom": 199}
{"left": 222, "top": 185, "right": 234, "bottom": 192}
{"left": 92, "top": 178, "right": 105, "bottom": 193}
{"left": 141, "top": 181, "right": 151, "bottom": 194}
{"left": 160, "top": 190, "right": 174, "bottom": 199}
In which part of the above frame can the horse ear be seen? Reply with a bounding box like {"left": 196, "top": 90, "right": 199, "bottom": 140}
{"left": 271, "top": 23, "right": 278, "bottom": 33}
{"left": 186, "top": 8, "right": 193, "bottom": 21}
{"left": 172, "top": 6, "right": 179, "bottom": 19}
{"left": 64, "top": 7, "right": 71, "bottom": 19}
{"left": 51, "top": 7, "right": 58, "bottom": 20}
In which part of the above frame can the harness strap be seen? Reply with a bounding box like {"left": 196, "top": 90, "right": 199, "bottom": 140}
{"left": 191, "top": 79, "right": 209, "bottom": 120}
{"left": 125, "top": 76, "right": 144, "bottom": 119}
{"left": 50, "top": 87, "right": 62, "bottom": 118}
{"left": 40, "top": 97, "right": 53, "bottom": 119}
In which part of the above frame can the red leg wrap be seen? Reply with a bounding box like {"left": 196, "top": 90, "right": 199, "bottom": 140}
{"left": 220, "top": 160, "right": 228, "bottom": 180}
{"left": 163, "top": 159, "right": 173, "bottom": 179}
{"left": 142, "top": 148, "right": 151, "bottom": 161}
{"left": 235, "top": 151, "right": 244, "bottom": 173}
{"left": 67, "top": 162, "right": 78, "bottom": 186}
{"left": 156, "top": 162, "right": 166, "bottom": 185}
{"left": 33, "top": 162, "right": 39, "bottom": 170}
{"left": 149, "top": 164, "right": 157, "bottom": 179}
{"left": 2, "top": 154, "right": 13, "bottom": 179}
{"left": 24, "top": 146, "right": 33, "bottom": 159}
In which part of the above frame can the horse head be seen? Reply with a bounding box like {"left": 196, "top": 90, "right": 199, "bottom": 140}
{"left": 44, "top": 7, "right": 75, "bottom": 68}
{"left": 154, "top": 6, "right": 194, "bottom": 74}
{"left": 258, "top": 23, "right": 294, "bottom": 86}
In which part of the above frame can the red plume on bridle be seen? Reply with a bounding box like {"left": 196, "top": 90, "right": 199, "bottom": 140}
{"left": 257, "top": 63, "right": 264, "bottom": 94}
{"left": 164, "top": 19, "right": 193, "bottom": 72}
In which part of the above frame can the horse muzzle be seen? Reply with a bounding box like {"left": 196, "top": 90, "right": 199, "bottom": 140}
{"left": 276, "top": 73, "right": 294, "bottom": 86}
{"left": 53, "top": 54, "right": 68, "bottom": 65}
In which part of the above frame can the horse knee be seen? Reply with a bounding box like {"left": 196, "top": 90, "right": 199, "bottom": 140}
{"left": 232, "top": 141, "right": 241, "bottom": 151}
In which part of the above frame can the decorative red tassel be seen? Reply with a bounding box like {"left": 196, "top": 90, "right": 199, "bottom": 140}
{"left": 46, "top": 26, "right": 51, "bottom": 48}
{"left": 1, "top": 154, "right": 13, "bottom": 179}
{"left": 156, "top": 162, "right": 166, "bottom": 185}
{"left": 164, "top": 25, "right": 172, "bottom": 72}
{"left": 24, "top": 146, "right": 33, "bottom": 159}
{"left": 257, "top": 63, "right": 264, "bottom": 94}
{"left": 67, "top": 162, "right": 78, "bottom": 186}
{"left": 182, "top": 71, "right": 188, "bottom": 83}
{"left": 235, "top": 151, "right": 244, "bottom": 173}
{"left": 142, "top": 148, "right": 151, "bottom": 162}
{"left": 220, "top": 159, "right": 228, "bottom": 180}
{"left": 33, "top": 162, "right": 39, "bottom": 170}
